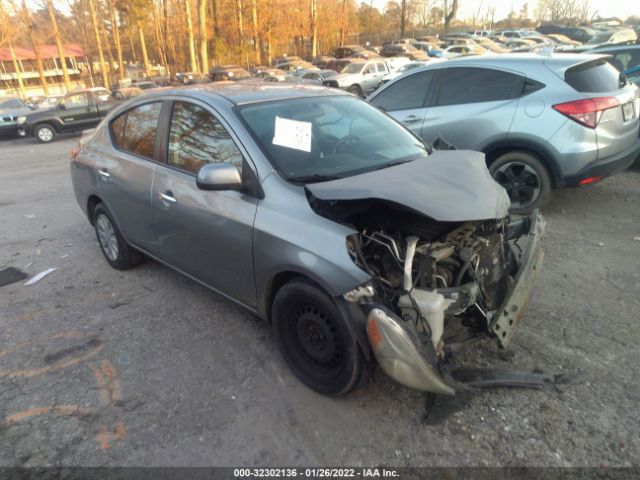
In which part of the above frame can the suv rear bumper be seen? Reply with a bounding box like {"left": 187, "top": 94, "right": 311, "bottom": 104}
{"left": 563, "top": 139, "right": 640, "bottom": 187}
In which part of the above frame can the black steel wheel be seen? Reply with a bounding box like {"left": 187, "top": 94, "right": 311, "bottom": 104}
{"left": 271, "top": 279, "right": 364, "bottom": 396}
{"left": 489, "top": 150, "right": 552, "bottom": 213}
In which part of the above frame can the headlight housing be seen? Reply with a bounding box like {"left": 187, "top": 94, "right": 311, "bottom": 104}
{"left": 17, "top": 116, "right": 27, "bottom": 125}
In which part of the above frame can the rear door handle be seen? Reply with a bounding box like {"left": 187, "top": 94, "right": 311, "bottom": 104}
{"left": 403, "top": 115, "right": 421, "bottom": 124}
{"left": 98, "top": 169, "right": 111, "bottom": 180}
{"left": 159, "top": 192, "right": 177, "bottom": 205}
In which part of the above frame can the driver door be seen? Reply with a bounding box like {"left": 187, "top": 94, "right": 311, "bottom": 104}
{"left": 152, "top": 100, "right": 259, "bottom": 307}
{"left": 59, "top": 93, "right": 96, "bottom": 131}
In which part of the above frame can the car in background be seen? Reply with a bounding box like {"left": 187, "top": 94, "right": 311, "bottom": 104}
{"left": 297, "top": 69, "right": 339, "bottom": 84}
{"left": 504, "top": 38, "right": 537, "bottom": 49}
{"left": 545, "top": 33, "right": 581, "bottom": 47}
{"left": 349, "top": 50, "right": 380, "bottom": 59}
{"left": 322, "top": 59, "right": 390, "bottom": 97}
{"left": 476, "top": 38, "right": 509, "bottom": 53}
{"left": 210, "top": 65, "right": 253, "bottom": 82}
{"left": 275, "top": 60, "right": 318, "bottom": 73}
{"left": 586, "top": 44, "right": 640, "bottom": 73}
{"left": 325, "top": 58, "right": 355, "bottom": 72}
{"left": 368, "top": 54, "right": 640, "bottom": 212}
{"left": 112, "top": 87, "right": 144, "bottom": 100}
{"left": 334, "top": 45, "right": 364, "bottom": 59}
{"left": 380, "top": 44, "right": 429, "bottom": 61}
{"left": 25, "top": 88, "right": 117, "bottom": 143}
{"left": 381, "top": 59, "right": 445, "bottom": 83}
{"left": 536, "top": 25, "right": 596, "bottom": 43}
{"left": 70, "top": 83, "right": 544, "bottom": 398}
{"left": 311, "top": 55, "right": 336, "bottom": 69}
{"left": 625, "top": 65, "right": 640, "bottom": 86}
{"left": 586, "top": 28, "right": 637, "bottom": 47}
{"left": 0, "top": 96, "right": 32, "bottom": 137}
{"left": 440, "top": 45, "right": 485, "bottom": 58}
{"left": 253, "top": 68, "right": 289, "bottom": 82}
{"left": 131, "top": 80, "right": 157, "bottom": 90}
{"left": 416, "top": 35, "right": 444, "bottom": 47}
{"left": 271, "top": 55, "right": 303, "bottom": 66}
{"left": 175, "top": 72, "right": 210, "bottom": 84}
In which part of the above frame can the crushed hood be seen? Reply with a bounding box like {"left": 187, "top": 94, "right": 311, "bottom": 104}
{"left": 305, "top": 150, "right": 510, "bottom": 222}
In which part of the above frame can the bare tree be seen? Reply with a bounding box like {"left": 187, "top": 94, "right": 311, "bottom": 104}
{"left": 184, "top": 0, "right": 198, "bottom": 71}
{"left": 107, "top": 0, "right": 125, "bottom": 79}
{"left": 443, "top": 0, "right": 458, "bottom": 35}
{"left": 88, "top": 0, "right": 109, "bottom": 88}
{"left": 45, "top": 0, "right": 72, "bottom": 91}
{"left": 310, "top": 0, "right": 317, "bottom": 57}
{"left": 198, "top": 0, "right": 208, "bottom": 73}
{"left": 9, "top": 0, "right": 49, "bottom": 94}
{"left": 537, "top": 0, "right": 591, "bottom": 25}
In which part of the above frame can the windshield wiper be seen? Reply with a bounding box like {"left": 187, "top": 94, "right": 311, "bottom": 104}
{"left": 287, "top": 174, "right": 341, "bottom": 183}
{"left": 374, "top": 159, "right": 411, "bottom": 171}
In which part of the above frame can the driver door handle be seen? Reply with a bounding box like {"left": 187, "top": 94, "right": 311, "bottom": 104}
{"left": 98, "top": 169, "right": 111, "bottom": 180}
{"left": 159, "top": 191, "right": 177, "bottom": 205}
{"left": 403, "top": 115, "right": 420, "bottom": 124}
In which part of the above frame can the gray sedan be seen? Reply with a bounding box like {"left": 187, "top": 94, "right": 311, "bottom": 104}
{"left": 71, "top": 84, "right": 543, "bottom": 396}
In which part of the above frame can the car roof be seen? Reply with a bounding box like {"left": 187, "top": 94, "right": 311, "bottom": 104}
{"left": 139, "top": 82, "right": 349, "bottom": 106}
{"left": 589, "top": 44, "right": 640, "bottom": 52}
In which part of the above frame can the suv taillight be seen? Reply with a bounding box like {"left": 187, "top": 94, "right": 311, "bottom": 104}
{"left": 553, "top": 97, "right": 620, "bottom": 128}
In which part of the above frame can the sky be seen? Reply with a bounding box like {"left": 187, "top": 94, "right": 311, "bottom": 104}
{"left": 370, "top": 0, "right": 640, "bottom": 22}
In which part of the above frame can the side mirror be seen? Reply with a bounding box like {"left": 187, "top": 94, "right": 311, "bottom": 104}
{"left": 196, "top": 163, "right": 243, "bottom": 191}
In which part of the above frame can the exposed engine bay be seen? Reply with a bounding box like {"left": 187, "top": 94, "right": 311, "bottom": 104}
{"left": 310, "top": 195, "right": 545, "bottom": 394}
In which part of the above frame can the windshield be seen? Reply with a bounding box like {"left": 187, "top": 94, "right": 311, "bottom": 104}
{"left": 0, "top": 98, "right": 25, "bottom": 109}
{"left": 238, "top": 96, "right": 428, "bottom": 182}
{"left": 341, "top": 63, "right": 364, "bottom": 74}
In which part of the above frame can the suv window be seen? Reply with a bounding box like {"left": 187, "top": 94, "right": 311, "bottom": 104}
{"left": 375, "top": 62, "right": 387, "bottom": 72}
{"left": 111, "top": 102, "right": 162, "bottom": 158}
{"left": 168, "top": 101, "right": 243, "bottom": 175}
{"left": 372, "top": 70, "right": 435, "bottom": 111}
{"left": 565, "top": 60, "right": 621, "bottom": 93}
{"left": 0, "top": 99, "right": 25, "bottom": 109}
{"left": 437, "top": 68, "right": 524, "bottom": 106}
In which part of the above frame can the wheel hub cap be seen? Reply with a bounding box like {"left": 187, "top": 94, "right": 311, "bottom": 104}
{"left": 96, "top": 214, "right": 119, "bottom": 262}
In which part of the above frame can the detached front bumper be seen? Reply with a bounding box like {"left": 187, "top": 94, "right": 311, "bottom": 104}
{"left": 364, "top": 212, "right": 545, "bottom": 395}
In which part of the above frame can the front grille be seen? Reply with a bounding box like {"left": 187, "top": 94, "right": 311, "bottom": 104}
{"left": 1, "top": 116, "right": 16, "bottom": 123}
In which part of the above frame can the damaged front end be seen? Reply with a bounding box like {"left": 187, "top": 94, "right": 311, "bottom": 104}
{"left": 316, "top": 196, "right": 545, "bottom": 395}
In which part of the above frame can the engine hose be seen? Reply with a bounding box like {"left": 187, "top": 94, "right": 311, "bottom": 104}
{"left": 454, "top": 262, "right": 471, "bottom": 287}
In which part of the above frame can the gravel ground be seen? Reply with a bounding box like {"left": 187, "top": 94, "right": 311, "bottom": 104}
{"left": 0, "top": 135, "right": 639, "bottom": 467}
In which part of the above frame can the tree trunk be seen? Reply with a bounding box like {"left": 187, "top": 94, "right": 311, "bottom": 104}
{"left": 8, "top": 42, "right": 27, "bottom": 98}
{"left": 400, "top": 0, "right": 406, "bottom": 39}
{"left": 137, "top": 23, "right": 151, "bottom": 77}
{"left": 89, "top": 0, "right": 109, "bottom": 88}
{"left": 20, "top": 0, "right": 48, "bottom": 94}
{"left": 250, "top": 0, "right": 260, "bottom": 64}
{"left": 184, "top": 0, "right": 199, "bottom": 72}
{"left": 339, "top": 0, "right": 347, "bottom": 46}
{"left": 236, "top": 0, "right": 245, "bottom": 63}
{"left": 309, "top": 0, "right": 317, "bottom": 57}
{"left": 198, "top": 0, "right": 209, "bottom": 73}
{"left": 98, "top": 0, "right": 116, "bottom": 83}
{"left": 443, "top": 0, "right": 458, "bottom": 36}
{"left": 153, "top": 6, "right": 169, "bottom": 76}
{"left": 45, "top": 0, "right": 72, "bottom": 91}
{"left": 108, "top": 0, "right": 125, "bottom": 80}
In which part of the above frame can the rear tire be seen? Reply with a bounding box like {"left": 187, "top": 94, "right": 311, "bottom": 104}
{"left": 34, "top": 124, "right": 56, "bottom": 143}
{"left": 489, "top": 150, "right": 552, "bottom": 213}
{"left": 94, "top": 203, "right": 143, "bottom": 270}
{"left": 271, "top": 279, "right": 364, "bottom": 396}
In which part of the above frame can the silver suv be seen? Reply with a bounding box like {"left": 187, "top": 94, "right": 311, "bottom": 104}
{"left": 322, "top": 59, "right": 390, "bottom": 97}
{"left": 368, "top": 53, "right": 640, "bottom": 211}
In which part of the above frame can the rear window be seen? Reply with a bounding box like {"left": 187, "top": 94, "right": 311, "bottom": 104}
{"left": 565, "top": 60, "right": 621, "bottom": 93}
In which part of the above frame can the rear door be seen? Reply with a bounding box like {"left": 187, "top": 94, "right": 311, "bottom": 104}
{"left": 97, "top": 101, "right": 163, "bottom": 250}
{"left": 151, "top": 99, "right": 258, "bottom": 307}
{"left": 565, "top": 59, "right": 640, "bottom": 159}
{"left": 420, "top": 66, "right": 524, "bottom": 149}
{"left": 369, "top": 69, "right": 437, "bottom": 137}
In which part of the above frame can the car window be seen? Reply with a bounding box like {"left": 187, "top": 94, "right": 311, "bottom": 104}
{"left": 565, "top": 59, "right": 621, "bottom": 93}
{"left": 65, "top": 93, "right": 89, "bottom": 108}
{"left": 168, "top": 101, "right": 243, "bottom": 175}
{"left": 371, "top": 70, "right": 435, "bottom": 111}
{"left": 111, "top": 102, "right": 162, "bottom": 158}
{"left": 375, "top": 62, "right": 386, "bottom": 72}
{"left": 436, "top": 68, "right": 524, "bottom": 106}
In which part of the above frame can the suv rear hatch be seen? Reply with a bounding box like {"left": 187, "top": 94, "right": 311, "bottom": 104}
{"left": 551, "top": 57, "right": 640, "bottom": 160}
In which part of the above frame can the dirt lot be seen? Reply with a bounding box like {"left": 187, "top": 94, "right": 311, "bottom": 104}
{"left": 1, "top": 134, "right": 639, "bottom": 467}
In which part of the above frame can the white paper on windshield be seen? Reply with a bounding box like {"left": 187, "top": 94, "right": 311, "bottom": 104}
{"left": 272, "top": 116, "right": 312, "bottom": 153}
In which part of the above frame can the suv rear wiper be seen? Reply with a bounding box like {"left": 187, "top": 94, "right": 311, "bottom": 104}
{"left": 287, "top": 174, "right": 341, "bottom": 183}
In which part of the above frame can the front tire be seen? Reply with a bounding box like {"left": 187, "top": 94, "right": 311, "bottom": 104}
{"left": 271, "top": 279, "right": 364, "bottom": 396}
{"left": 347, "top": 84, "right": 364, "bottom": 98}
{"left": 94, "top": 203, "right": 142, "bottom": 270}
{"left": 489, "top": 150, "right": 552, "bottom": 213}
{"left": 34, "top": 124, "right": 56, "bottom": 143}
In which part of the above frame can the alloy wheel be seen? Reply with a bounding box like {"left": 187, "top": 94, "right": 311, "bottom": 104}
{"left": 96, "top": 214, "right": 119, "bottom": 262}
{"left": 493, "top": 161, "right": 541, "bottom": 209}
